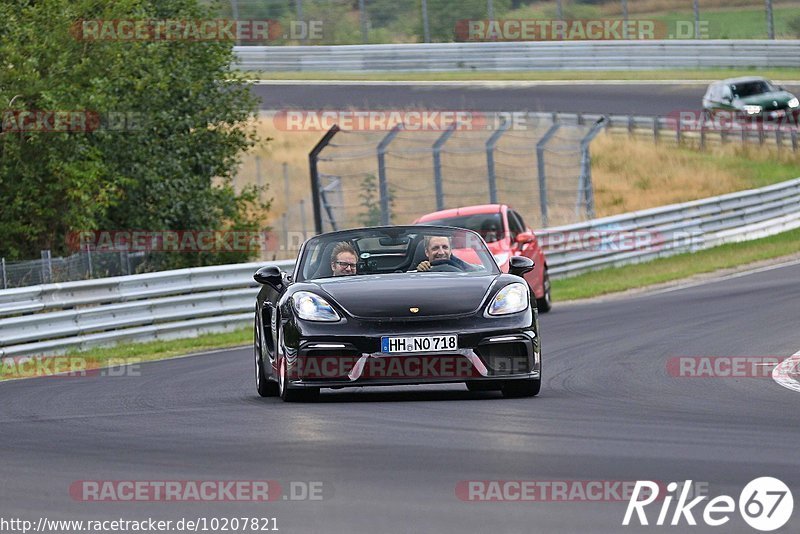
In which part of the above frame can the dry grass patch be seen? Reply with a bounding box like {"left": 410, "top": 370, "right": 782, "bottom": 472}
{"left": 591, "top": 132, "right": 800, "bottom": 216}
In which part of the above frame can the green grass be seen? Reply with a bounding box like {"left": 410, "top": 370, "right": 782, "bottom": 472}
{"left": 0, "top": 328, "right": 250, "bottom": 381}
{"left": 243, "top": 68, "right": 800, "bottom": 81}
{"left": 553, "top": 226, "right": 800, "bottom": 300}
{"left": 644, "top": 7, "right": 800, "bottom": 39}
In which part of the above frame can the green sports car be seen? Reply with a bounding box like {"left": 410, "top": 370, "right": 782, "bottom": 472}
{"left": 702, "top": 76, "right": 798, "bottom": 121}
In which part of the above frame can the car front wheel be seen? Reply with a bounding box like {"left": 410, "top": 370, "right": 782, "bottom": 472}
{"left": 255, "top": 316, "right": 279, "bottom": 397}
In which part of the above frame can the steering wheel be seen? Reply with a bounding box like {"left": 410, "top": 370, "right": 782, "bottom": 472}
{"left": 428, "top": 258, "right": 464, "bottom": 272}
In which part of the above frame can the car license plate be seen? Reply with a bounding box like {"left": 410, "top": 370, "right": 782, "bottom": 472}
{"left": 381, "top": 334, "right": 457, "bottom": 354}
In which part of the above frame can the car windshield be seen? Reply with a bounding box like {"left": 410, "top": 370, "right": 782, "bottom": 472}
{"left": 419, "top": 213, "right": 504, "bottom": 243}
{"left": 730, "top": 80, "right": 776, "bottom": 98}
{"left": 297, "top": 226, "right": 500, "bottom": 281}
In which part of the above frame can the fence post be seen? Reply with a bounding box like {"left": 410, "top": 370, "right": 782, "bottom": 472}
{"left": 86, "top": 244, "right": 93, "bottom": 278}
{"left": 280, "top": 213, "right": 288, "bottom": 253}
{"left": 421, "top": 0, "right": 430, "bottom": 42}
{"left": 377, "top": 124, "right": 403, "bottom": 225}
{"left": 700, "top": 120, "right": 706, "bottom": 150}
{"left": 1, "top": 257, "right": 6, "bottom": 289}
{"left": 536, "top": 123, "right": 561, "bottom": 227}
{"left": 299, "top": 199, "right": 308, "bottom": 237}
{"left": 359, "top": 0, "right": 368, "bottom": 43}
{"left": 485, "top": 118, "right": 510, "bottom": 204}
{"left": 578, "top": 117, "right": 607, "bottom": 220}
{"left": 309, "top": 125, "right": 340, "bottom": 235}
{"left": 432, "top": 122, "right": 457, "bottom": 211}
{"left": 319, "top": 175, "right": 341, "bottom": 231}
{"left": 792, "top": 130, "right": 798, "bottom": 152}
{"left": 653, "top": 116, "right": 659, "bottom": 144}
{"left": 41, "top": 249, "right": 52, "bottom": 284}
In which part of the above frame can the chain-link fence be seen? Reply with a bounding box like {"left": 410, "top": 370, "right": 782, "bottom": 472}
{"left": 0, "top": 250, "right": 148, "bottom": 289}
{"left": 310, "top": 113, "right": 606, "bottom": 234}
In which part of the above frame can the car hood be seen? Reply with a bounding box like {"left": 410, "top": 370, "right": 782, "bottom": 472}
{"left": 316, "top": 273, "right": 497, "bottom": 318}
{"left": 736, "top": 91, "right": 794, "bottom": 109}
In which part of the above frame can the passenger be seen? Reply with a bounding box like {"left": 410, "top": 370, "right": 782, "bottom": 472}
{"left": 330, "top": 242, "right": 358, "bottom": 276}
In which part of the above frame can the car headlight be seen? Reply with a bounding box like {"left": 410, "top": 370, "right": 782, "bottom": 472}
{"left": 492, "top": 252, "right": 510, "bottom": 267}
{"left": 487, "top": 282, "right": 529, "bottom": 316}
{"left": 743, "top": 105, "right": 762, "bottom": 115}
{"left": 788, "top": 97, "right": 799, "bottom": 109}
{"left": 292, "top": 291, "right": 340, "bottom": 322}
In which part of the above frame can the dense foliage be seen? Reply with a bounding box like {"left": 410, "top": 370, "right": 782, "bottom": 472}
{"left": 0, "top": 0, "right": 268, "bottom": 269}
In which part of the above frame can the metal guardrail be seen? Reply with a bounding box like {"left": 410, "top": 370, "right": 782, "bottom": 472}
{"left": 538, "top": 178, "right": 800, "bottom": 277}
{"left": 1, "top": 179, "right": 799, "bottom": 358}
{"left": 234, "top": 40, "right": 800, "bottom": 72}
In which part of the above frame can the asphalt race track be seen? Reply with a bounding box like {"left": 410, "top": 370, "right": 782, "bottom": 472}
{"left": 253, "top": 82, "right": 800, "bottom": 116}
{"left": 2, "top": 260, "right": 799, "bottom": 533}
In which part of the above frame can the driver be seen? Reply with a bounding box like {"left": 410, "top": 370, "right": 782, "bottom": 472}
{"left": 416, "top": 235, "right": 452, "bottom": 272}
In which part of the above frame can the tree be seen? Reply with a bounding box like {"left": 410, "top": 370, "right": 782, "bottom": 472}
{"left": 0, "top": 0, "right": 268, "bottom": 268}
{"left": 357, "top": 173, "right": 394, "bottom": 226}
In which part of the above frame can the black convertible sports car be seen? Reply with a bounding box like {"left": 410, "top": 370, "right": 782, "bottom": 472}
{"left": 253, "top": 225, "right": 541, "bottom": 401}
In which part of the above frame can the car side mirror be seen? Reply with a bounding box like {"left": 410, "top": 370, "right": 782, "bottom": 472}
{"left": 516, "top": 231, "right": 535, "bottom": 244}
{"left": 509, "top": 256, "right": 534, "bottom": 277}
{"left": 723, "top": 95, "right": 732, "bottom": 103}
{"left": 254, "top": 265, "right": 283, "bottom": 288}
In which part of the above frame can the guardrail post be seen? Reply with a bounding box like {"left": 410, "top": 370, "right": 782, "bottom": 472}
{"left": 485, "top": 118, "right": 510, "bottom": 204}
{"left": 309, "top": 125, "right": 340, "bottom": 235}
{"left": 676, "top": 115, "right": 682, "bottom": 145}
{"left": 377, "top": 124, "right": 403, "bottom": 225}
{"left": 432, "top": 122, "right": 457, "bottom": 211}
{"left": 536, "top": 123, "right": 561, "bottom": 227}
{"left": 578, "top": 117, "right": 607, "bottom": 220}
{"left": 792, "top": 130, "right": 798, "bottom": 152}
{"left": 1, "top": 257, "right": 6, "bottom": 289}
{"left": 758, "top": 123, "right": 765, "bottom": 145}
{"left": 776, "top": 130, "right": 782, "bottom": 151}
{"left": 628, "top": 115, "right": 634, "bottom": 137}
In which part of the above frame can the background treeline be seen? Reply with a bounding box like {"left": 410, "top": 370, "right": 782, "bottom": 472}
{"left": 0, "top": 0, "right": 269, "bottom": 270}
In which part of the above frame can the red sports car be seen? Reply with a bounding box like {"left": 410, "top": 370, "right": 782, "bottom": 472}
{"left": 415, "top": 204, "right": 551, "bottom": 312}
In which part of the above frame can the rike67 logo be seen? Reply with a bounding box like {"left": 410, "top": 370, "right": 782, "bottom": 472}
{"left": 623, "top": 478, "right": 793, "bottom": 531}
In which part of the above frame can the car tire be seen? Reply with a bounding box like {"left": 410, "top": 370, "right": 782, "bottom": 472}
{"left": 466, "top": 380, "right": 502, "bottom": 392}
{"left": 255, "top": 317, "right": 279, "bottom": 397}
{"left": 277, "top": 338, "right": 320, "bottom": 403}
{"left": 501, "top": 377, "right": 541, "bottom": 398}
{"left": 536, "top": 268, "right": 552, "bottom": 313}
